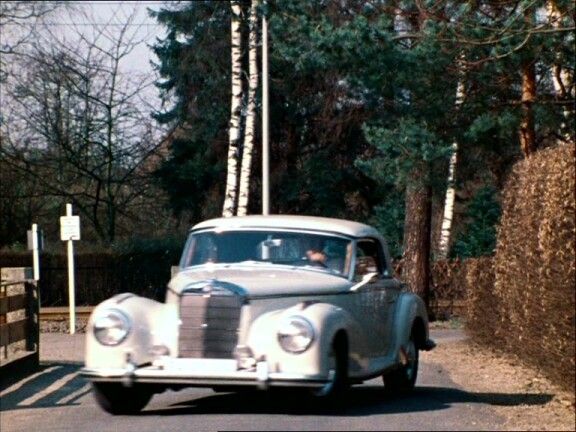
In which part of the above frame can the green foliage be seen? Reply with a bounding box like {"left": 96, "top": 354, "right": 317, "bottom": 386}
{"left": 451, "top": 187, "right": 501, "bottom": 258}
{"left": 465, "top": 112, "right": 519, "bottom": 145}
{"left": 149, "top": 0, "right": 574, "bottom": 246}
{"left": 150, "top": 2, "right": 231, "bottom": 221}
{"left": 369, "top": 200, "right": 405, "bottom": 259}
{"left": 154, "top": 137, "right": 223, "bottom": 220}
{"left": 359, "top": 119, "right": 452, "bottom": 189}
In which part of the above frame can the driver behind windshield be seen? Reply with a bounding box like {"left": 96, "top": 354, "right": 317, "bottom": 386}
{"left": 306, "top": 248, "right": 327, "bottom": 267}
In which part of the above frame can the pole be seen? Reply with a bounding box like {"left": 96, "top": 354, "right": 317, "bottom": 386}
{"left": 32, "top": 224, "right": 40, "bottom": 281}
{"left": 262, "top": 0, "right": 270, "bottom": 215}
{"left": 66, "top": 204, "right": 76, "bottom": 335}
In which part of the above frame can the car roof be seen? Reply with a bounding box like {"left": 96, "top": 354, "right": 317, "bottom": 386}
{"left": 191, "top": 215, "right": 384, "bottom": 239}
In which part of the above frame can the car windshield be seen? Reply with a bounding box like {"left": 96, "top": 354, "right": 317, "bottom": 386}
{"left": 180, "top": 229, "right": 353, "bottom": 277}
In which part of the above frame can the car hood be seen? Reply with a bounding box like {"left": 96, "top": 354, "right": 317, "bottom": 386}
{"left": 168, "top": 264, "right": 352, "bottom": 298}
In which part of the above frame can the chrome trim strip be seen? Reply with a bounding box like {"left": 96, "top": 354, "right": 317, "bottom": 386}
{"left": 80, "top": 366, "right": 329, "bottom": 388}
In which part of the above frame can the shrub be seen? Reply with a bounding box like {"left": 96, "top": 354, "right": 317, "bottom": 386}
{"left": 483, "top": 143, "right": 574, "bottom": 392}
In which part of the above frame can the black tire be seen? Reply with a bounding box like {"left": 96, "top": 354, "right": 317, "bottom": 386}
{"left": 383, "top": 333, "right": 419, "bottom": 393}
{"left": 312, "top": 335, "right": 349, "bottom": 400}
{"left": 92, "top": 382, "right": 153, "bottom": 415}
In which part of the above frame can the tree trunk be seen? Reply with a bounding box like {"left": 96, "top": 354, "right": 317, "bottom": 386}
{"left": 438, "top": 143, "right": 458, "bottom": 259}
{"left": 519, "top": 9, "right": 536, "bottom": 158}
{"left": 519, "top": 60, "right": 536, "bottom": 157}
{"left": 438, "top": 60, "right": 465, "bottom": 258}
{"left": 222, "top": 1, "right": 243, "bottom": 217}
{"left": 237, "top": 0, "right": 259, "bottom": 217}
{"left": 400, "top": 5, "right": 432, "bottom": 312}
{"left": 402, "top": 171, "right": 432, "bottom": 310}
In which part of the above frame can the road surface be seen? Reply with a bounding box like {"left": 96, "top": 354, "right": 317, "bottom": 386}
{"left": 0, "top": 330, "right": 511, "bottom": 431}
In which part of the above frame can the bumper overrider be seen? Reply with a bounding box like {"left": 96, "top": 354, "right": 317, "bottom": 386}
{"left": 80, "top": 357, "right": 331, "bottom": 390}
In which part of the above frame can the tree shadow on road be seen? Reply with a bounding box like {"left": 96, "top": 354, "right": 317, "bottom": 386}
{"left": 0, "top": 363, "right": 90, "bottom": 411}
{"left": 141, "top": 385, "right": 553, "bottom": 417}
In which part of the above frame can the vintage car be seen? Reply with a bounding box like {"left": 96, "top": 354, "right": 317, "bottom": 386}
{"left": 81, "top": 215, "right": 435, "bottom": 414}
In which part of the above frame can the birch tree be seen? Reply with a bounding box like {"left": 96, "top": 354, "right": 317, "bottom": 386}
{"left": 438, "top": 57, "right": 466, "bottom": 259}
{"left": 222, "top": 1, "right": 243, "bottom": 217}
{"left": 237, "top": 0, "right": 259, "bottom": 217}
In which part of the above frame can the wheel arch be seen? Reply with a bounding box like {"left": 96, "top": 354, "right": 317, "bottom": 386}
{"left": 411, "top": 316, "right": 427, "bottom": 350}
{"left": 332, "top": 328, "right": 349, "bottom": 357}
{"left": 392, "top": 292, "right": 431, "bottom": 357}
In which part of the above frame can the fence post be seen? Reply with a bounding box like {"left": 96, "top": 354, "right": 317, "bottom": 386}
{"left": 0, "top": 267, "right": 39, "bottom": 373}
{"left": 26, "top": 281, "right": 40, "bottom": 359}
{"left": 0, "top": 278, "right": 5, "bottom": 360}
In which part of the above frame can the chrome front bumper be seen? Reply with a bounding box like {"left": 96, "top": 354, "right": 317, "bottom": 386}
{"left": 81, "top": 357, "right": 330, "bottom": 390}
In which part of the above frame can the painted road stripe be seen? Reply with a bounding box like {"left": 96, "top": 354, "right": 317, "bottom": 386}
{"left": 18, "top": 371, "right": 78, "bottom": 406}
{"left": 0, "top": 366, "right": 60, "bottom": 397}
{"left": 57, "top": 382, "right": 91, "bottom": 405}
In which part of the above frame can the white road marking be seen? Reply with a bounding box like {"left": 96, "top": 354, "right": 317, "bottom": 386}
{"left": 57, "top": 382, "right": 91, "bottom": 405}
{"left": 18, "top": 371, "right": 78, "bottom": 406}
{"left": 0, "top": 366, "right": 60, "bottom": 397}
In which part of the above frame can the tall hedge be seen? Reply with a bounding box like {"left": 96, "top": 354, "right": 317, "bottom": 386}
{"left": 464, "top": 257, "right": 498, "bottom": 343}
{"left": 490, "top": 143, "right": 575, "bottom": 391}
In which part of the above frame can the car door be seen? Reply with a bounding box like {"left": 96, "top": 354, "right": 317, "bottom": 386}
{"left": 353, "top": 238, "right": 398, "bottom": 357}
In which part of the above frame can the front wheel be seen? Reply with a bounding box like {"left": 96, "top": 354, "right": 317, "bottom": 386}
{"left": 92, "top": 382, "right": 153, "bottom": 415}
{"left": 383, "top": 334, "right": 419, "bottom": 393}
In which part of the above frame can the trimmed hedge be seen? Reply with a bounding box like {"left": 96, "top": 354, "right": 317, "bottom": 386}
{"left": 495, "top": 144, "right": 575, "bottom": 391}
{"left": 394, "top": 259, "right": 468, "bottom": 319}
{"left": 463, "top": 256, "right": 498, "bottom": 343}
{"left": 466, "top": 143, "right": 575, "bottom": 392}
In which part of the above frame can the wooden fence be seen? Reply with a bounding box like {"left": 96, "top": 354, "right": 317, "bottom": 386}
{"left": 0, "top": 267, "right": 40, "bottom": 375}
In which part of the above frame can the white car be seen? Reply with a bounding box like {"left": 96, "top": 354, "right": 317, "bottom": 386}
{"left": 82, "top": 215, "right": 435, "bottom": 414}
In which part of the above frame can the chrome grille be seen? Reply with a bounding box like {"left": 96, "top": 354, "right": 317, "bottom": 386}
{"left": 178, "top": 294, "right": 242, "bottom": 358}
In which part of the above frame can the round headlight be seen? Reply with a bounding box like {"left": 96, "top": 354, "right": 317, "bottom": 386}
{"left": 93, "top": 309, "right": 131, "bottom": 346}
{"left": 277, "top": 316, "right": 314, "bottom": 353}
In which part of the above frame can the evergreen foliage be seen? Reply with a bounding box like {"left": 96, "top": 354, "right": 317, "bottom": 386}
{"left": 451, "top": 187, "right": 501, "bottom": 258}
{"left": 146, "top": 0, "right": 573, "bottom": 251}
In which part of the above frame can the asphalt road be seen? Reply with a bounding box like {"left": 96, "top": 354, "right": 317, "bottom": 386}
{"left": 0, "top": 330, "right": 508, "bottom": 432}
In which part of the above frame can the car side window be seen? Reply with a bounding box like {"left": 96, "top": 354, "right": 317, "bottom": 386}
{"left": 355, "top": 239, "right": 385, "bottom": 280}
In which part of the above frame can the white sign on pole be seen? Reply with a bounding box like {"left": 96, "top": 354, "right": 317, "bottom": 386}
{"left": 29, "top": 224, "right": 41, "bottom": 280}
{"left": 62, "top": 204, "right": 79, "bottom": 334}
{"left": 60, "top": 216, "right": 81, "bottom": 241}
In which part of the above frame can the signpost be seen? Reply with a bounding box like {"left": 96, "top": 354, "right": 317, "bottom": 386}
{"left": 27, "top": 224, "right": 43, "bottom": 280}
{"left": 60, "top": 204, "right": 80, "bottom": 334}
{"left": 262, "top": 0, "right": 270, "bottom": 215}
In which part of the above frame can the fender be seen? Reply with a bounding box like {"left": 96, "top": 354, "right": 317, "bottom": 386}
{"left": 85, "top": 294, "right": 178, "bottom": 369}
{"left": 246, "top": 301, "right": 367, "bottom": 377}
{"left": 390, "top": 292, "right": 431, "bottom": 361}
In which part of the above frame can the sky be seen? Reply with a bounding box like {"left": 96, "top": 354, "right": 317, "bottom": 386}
{"left": 45, "top": 1, "right": 169, "bottom": 75}
{"left": 41, "top": 1, "right": 173, "bottom": 108}
{"left": 0, "top": 1, "right": 173, "bottom": 137}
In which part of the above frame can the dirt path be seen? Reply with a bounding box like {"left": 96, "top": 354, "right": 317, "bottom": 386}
{"left": 424, "top": 323, "right": 575, "bottom": 431}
